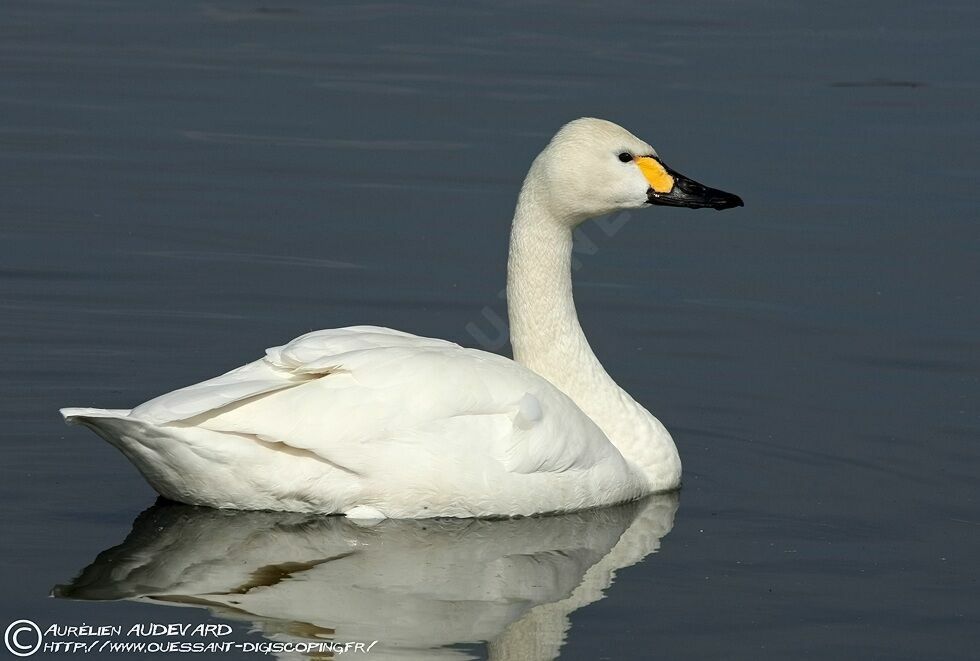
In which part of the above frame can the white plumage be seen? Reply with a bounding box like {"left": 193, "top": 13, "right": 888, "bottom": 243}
{"left": 64, "top": 326, "right": 640, "bottom": 517}
{"left": 61, "top": 118, "right": 742, "bottom": 518}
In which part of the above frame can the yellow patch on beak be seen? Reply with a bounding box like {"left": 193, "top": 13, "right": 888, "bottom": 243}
{"left": 635, "top": 156, "right": 674, "bottom": 194}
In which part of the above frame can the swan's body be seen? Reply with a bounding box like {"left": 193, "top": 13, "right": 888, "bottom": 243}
{"left": 61, "top": 118, "right": 741, "bottom": 518}
{"left": 63, "top": 327, "right": 648, "bottom": 517}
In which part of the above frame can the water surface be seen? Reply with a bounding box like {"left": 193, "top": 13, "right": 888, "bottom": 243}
{"left": 2, "top": 1, "right": 978, "bottom": 659}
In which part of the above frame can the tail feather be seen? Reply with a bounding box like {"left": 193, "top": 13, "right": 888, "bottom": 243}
{"left": 60, "top": 407, "right": 132, "bottom": 424}
{"left": 58, "top": 404, "right": 357, "bottom": 512}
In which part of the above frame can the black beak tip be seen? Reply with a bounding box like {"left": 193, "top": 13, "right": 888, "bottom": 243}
{"left": 713, "top": 193, "right": 744, "bottom": 211}
{"left": 645, "top": 179, "right": 744, "bottom": 211}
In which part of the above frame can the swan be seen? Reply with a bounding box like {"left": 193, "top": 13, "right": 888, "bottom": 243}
{"left": 60, "top": 117, "right": 742, "bottom": 518}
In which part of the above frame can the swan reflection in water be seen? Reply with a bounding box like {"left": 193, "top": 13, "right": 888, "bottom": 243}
{"left": 55, "top": 494, "right": 677, "bottom": 660}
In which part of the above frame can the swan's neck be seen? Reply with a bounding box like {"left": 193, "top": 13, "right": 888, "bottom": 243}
{"left": 506, "top": 181, "right": 680, "bottom": 490}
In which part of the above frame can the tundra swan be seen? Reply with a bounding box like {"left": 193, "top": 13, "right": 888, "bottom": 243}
{"left": 60, "top": 117, "right": 742, "bottom": 518}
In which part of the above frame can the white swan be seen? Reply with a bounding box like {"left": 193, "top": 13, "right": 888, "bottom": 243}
{"left": 60, "top": 117, "right": 742, "bottom": 518}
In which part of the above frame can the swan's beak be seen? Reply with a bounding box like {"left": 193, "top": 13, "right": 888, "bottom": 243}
{"left": 635, "top": 156, "right": 743, "bottom": 211}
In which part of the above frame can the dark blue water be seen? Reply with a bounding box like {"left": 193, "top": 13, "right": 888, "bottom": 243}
{"left": 2, "top": 1, "right": 978, "bottom": 659}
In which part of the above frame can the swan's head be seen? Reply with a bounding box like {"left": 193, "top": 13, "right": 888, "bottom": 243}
{"left": 527, "top": 117, "right": 743, "bottom": 222}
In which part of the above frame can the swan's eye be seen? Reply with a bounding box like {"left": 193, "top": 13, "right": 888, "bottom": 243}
{"left": 617, "top": 152, "right": 632, "bottom": 163}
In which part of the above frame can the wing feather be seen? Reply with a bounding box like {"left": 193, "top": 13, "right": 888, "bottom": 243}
{"left": 132, "top": 326, "right": 620, "bottom": 479}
